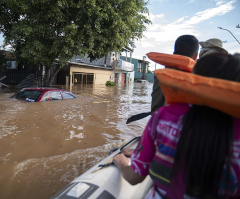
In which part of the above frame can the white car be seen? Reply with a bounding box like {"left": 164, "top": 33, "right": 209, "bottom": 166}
{"left": 134, "top": 79, "right": 148, "bottom": 83}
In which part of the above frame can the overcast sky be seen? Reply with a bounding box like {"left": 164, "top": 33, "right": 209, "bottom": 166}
{"left": 0, "top": 0, "right": 239, "bottom": 71}
{"left": 134, "top": 0, "right": 240, "bottom": 70}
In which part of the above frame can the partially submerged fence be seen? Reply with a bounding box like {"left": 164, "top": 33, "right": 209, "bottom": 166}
{"left": 15, "top": 74, "right": 38, "bottom": 88}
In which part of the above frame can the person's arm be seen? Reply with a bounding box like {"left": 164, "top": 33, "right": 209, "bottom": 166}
{"left": 113, "top": 153, "right": 146, "bottom": 185}
{"left": 114, "top": 110, "right": 162, "bottom": 185}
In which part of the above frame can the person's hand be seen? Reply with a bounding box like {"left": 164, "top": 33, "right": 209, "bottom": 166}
{"left": 113, "top": 154, "right": 130, "bottom": 170}
{"left": 113, "top": 153, "right": 145, "bottom": 185}
{"left": 121, "top": 148, "right": 134, "bottom": 157}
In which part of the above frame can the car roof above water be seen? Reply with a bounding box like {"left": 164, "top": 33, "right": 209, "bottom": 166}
{"left": 23, "top": 87, "right": 67, "bottom": 92}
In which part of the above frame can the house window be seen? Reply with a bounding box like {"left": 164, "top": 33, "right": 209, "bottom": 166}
{"left": 138, "top": 62, "right": 142, "bottom": 72}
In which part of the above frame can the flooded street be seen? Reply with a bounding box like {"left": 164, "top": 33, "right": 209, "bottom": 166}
{"left": 0, "top": 82, "right": 152, "bottom": 199}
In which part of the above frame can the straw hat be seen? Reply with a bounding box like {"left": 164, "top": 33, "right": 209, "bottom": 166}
{"left": 199, "top": 38, "right": 228, "bottom": 57}
{"left": 199, "top": 38, "right": 226, "bottom": 49}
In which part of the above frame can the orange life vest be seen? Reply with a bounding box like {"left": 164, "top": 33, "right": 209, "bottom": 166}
{"left": 155, "top": 69, "right": 240, "bottom": 119}
{"left": 146, "top": 52, "right": 196, "bottom": 72}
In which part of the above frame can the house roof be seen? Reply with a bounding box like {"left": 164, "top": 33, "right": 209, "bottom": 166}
{"left": 122, "top": 46, "right": 133, "bottom": 52}
{"left": 2, "top": 51, "right": 16, "bottom": 59}
{"left": 68, "top": 61, "right": 113, "bottom": 70}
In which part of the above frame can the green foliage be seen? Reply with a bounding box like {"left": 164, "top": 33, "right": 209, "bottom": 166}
{"left": 0, "top": 0, "right": 151, "bottom": 85}
{"left": 106, "top": 80, "right": 116, "bottom": 86}
{"left": 148, "top": 70, "right": 152, "bottom": 74}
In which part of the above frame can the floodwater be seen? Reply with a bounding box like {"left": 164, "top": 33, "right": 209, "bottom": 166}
{"left": 0, "top": 82, "right": 152, "bottom": 199}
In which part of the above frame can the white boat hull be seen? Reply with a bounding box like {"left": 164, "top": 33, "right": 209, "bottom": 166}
{"left": 51, "top": 137, "right": 153, "bottom": 199}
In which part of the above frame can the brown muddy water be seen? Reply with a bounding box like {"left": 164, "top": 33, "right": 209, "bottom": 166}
{"left": 0, "top": 82, "right": 152, "bottom": 199}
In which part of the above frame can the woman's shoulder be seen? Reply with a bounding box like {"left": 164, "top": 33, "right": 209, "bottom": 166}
{"left": 157, "top": 103, "right": 191, "bottom": 115}
{"left": 152, "top": 103, "right": 191, "bottom": 122}
{"left": 164, "top": 103, "right": 191, "bottom": 110}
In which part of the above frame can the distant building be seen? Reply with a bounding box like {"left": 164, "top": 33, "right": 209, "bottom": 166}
{"left": 120, "top": 56, "right": 154, "bottom": 83}
{"left": 112, "top": 59, "right": 134, "bottom": 84}
{"left": 1, "top": 47, "right": 143, "bottom": 87}
{"left": 68, "top": 47, "right": 135, "bottom": 86}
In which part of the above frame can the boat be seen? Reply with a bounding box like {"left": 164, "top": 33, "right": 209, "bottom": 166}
{"left": 50, "top": 137, "right": 153, "bottom": 199}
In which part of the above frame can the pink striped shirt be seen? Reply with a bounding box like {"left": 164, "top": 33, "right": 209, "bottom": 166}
{"left": 131, "top": 103, "right": 240, "bottom": 199}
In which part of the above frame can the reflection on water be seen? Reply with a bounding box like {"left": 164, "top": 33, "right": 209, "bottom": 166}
{"left": 0, "top": 82, "right": 152, "bottom": 199}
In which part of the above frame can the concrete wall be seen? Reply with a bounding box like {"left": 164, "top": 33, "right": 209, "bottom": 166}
{"left": 70, "top": 65, "right": 113, "bottom": 86}
{"left": 145, "top": 73, "right": 154, "bottom": 82}
{"left": 135, "top": 71, "right": 154, "bottom": 82}
{"left": 134, "top": 71, "right": 142, "bottom": 79}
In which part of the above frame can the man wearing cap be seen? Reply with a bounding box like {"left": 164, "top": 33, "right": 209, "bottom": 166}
{"left": 199, "top": 38, "right": 228, "bottom": 58}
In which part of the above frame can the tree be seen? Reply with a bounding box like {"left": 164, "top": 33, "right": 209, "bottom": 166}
{"left": 0, "top": 0, "right": 151, "bottom": 86}
{"left": 148, "top": 69, "right": 152, "bottom": 74}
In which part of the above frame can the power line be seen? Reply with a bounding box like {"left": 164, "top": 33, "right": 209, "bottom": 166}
{"left": 226, "top": 44, "right": 240, "bottom": 53}
{"left": 218, "top": 27, "right": 240, "bottom": 45}
{"left": 228, "top": 44, "right": 240, "bottom": 51}
{"left": 224, "top": 40, "right": 238, "bottom": 43}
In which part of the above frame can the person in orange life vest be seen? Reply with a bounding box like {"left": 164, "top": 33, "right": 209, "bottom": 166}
{"left": 150, "top": 35, "right": 199, "bottom": 115}
{"left": 113, "top": 52, "right": 240, "bottom": 199}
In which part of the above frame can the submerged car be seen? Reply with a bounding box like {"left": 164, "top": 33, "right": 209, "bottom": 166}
{"left": 134, "top": 79, "right": 148, "bottom": 83}
{"left": 11, "top": 87, "right": 76, "bottom": 102}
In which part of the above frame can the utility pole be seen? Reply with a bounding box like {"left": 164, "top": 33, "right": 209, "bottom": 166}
{"left": 218, "top": 27, "right": 240, "bottom": 44}
{"left": 141, "top": 56, "right": 146, "bottom": 80}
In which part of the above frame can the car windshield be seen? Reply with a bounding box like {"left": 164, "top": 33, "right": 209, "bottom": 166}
{"left": 11, "top": 90, "right": 43, "bottom": 102}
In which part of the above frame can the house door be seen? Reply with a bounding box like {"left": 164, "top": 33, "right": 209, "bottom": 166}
{"left": 122, "top": 73, "right": 125, "bottom": 83}
{"left": 73, "top": 73, "right": 94, "bottom": 84}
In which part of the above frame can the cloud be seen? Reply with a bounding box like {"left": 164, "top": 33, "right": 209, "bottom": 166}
{"left": 172, "top": 16, "right": 189, "bottom": 24}
{"left": 215, "top": 0, "right": 226, "bottom": 6}
{"left": 185, "top": 1, "right": 235, "bottom": 25}
{"left": 188, "top": 0, "right": 196, "bottom": 3}
{"left": 151, "top": 0, "right": 165, "bottom": 2}
{"left": 148, "top": 13, "right": 165, "bottom": 22}
{"left": 133, "top": 0, "right": 236, "bottom": 70}
{"left": 145, "top": 1, "right": 235, "bottom": 43}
